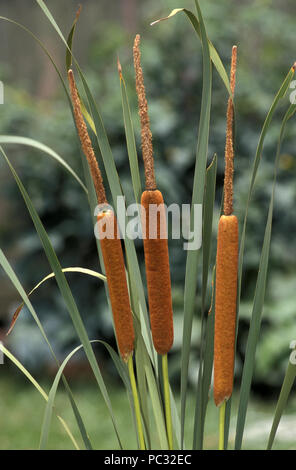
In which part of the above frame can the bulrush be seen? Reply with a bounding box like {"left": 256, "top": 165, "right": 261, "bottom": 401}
{"left": 214, "top": 46, "right": 239, "bottom": 407}
{"left": 68, "top": 69, "right": 134, "bottom": 362}
{"left": 133, "top": 34, "right": 174, "bottom": 356}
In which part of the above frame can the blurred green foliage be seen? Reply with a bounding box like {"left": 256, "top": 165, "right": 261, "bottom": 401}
{"left": 0, "top": 0, "right": 296, "bottom": 392}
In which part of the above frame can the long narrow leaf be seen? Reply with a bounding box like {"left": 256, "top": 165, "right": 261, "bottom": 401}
{"left": 193, "top": 155, "right": 217, "bottom": 449}
{"left": 267, "top": 354, "right": 296, "bottom": 449}
{"left": 180, "top": 0, "right": 212, "bottom": 448}
{"left": 119, "top": 66, "right": 142, "bottom": 206}
{"left": 0, "top": 136, "right": 87, "bottom": 193}
{"left": 7, "top": 267, "right": 106, "bottom": 335}
{"left": 151, "top": 8, "right": 231, "bottom": 96}
{"left": 40, "top": 341, "right": 99, "bottom": 449}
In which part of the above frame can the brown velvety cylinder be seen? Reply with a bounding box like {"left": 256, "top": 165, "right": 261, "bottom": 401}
{"left": 141, "top": 190, "right": 174, "bottom": 355}
{"left": 97, "top": 210, "right": 135, "bottom": 362}
{"left": 214, "top": 215, "right": 239, "bottom": 406}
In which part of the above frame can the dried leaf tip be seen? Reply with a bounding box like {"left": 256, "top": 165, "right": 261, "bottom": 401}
{"left": 75, "top": 4, "right": 82, "bottom": 20}
{"left": 133, "top": 34, "right": 156, "bottom": 191}
{"left": 223, "top": 46, "right": 238, "bottom": 216}
{"left": 67, "top": 69, "right": 107, "bottom": 205}
{"left": 117, "top": 56, "right": 123, "bottom": 80}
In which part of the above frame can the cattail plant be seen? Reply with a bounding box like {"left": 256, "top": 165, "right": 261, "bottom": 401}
{"left": 68, "top": 69, "right": 135, "bottom": 362}
{"left": 133, "top": 34, "right": 174, "bottom": 449}
{"left": 213, "top": 46, "right": 238, "bottom": 449}
{"left": 3, "top": 0, "right": 296, "bottom": 451}
{"left": 68, "top": 69, "right": 145, "bottom": 449}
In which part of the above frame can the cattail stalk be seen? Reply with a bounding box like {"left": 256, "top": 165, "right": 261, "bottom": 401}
{"left": 223, "top": 46, "right": 237, "bottom": 216}
{"left": 68, "top": 69, "right": 107, "bottom": 205}
{"left": 68, "top": 69, "right": 135, "bottom": 362}
{"left": 128, "top": 356, "right": 146, "bottom": 450}
{"left": 214, "top": 46, "right": 239, "bottom": 413}
{"left": 133, "top": 34, "right": 174, "bottom": 449}
{"left": 219, "top": 400, "right": 226, "bottom": 450}
{"left": 133, "top": 34, "right": 156, "bottom": 191}
{"left": 133, "top": 35, "right": 174, "bottom": 356}
{"left": 162, "top": 354, "right": 173, "bottom": 449}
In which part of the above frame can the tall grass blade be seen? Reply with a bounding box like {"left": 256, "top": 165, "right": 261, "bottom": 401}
{"left": 193, "top": 155, "right": 217, "bottom": 449}
{"left": 66, "top": 5, "right": 81, "bottom": 70}
{"left": 95, "top": 340, "right": 140, "bottom": 444}
{"left": 7, "top": 267, "right": 106, "bottom": 335}
{"left": 0, "top": 16, "right": 72, "bottom": 108}
{"left": 151, "top": 8, "right": 231, "bottom": 96}
{"left": 133, "top": 318, "right": 169, "bottom": 449}
{"left": 180, "top": 0, "right": 212, "bottom": 448}
{"left": 145, "top": 362, "right": 169, "bottom": 450}
{"left": 267, "top": 352, "right": 296, "bottom": 449}
{"left": 201, "top": 155, "right": 217, "bottom": 313}
{"left": 134, "top": 321, "right": 151, "bottom": 449}
{"left": 40, "top": 342, "right": 91, "bottom": 449}
{"left": 119, "top": 67, "right": 142, "bottom": 205}
{"left": 235, "top": 200, "right": 275, "bottom": 449}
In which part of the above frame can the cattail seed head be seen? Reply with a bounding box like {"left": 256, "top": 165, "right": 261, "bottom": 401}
{"left": 97, "top": 210, "right": 135, "bottom": 361}
{"left": 141, "top": 190, "right": 174, "bottom": 355}
{"left": 214, "top": 215, "right": 239, "bottom": 406}
{"left": 133, "top": 35, "right": 173, "bottom": 354}
{"left": 214, "top": 47, "right": 239, "bottom": 407}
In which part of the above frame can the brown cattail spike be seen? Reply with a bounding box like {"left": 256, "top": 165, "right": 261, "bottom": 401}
{"left": 97, "top": 210, "right": 135, "bottom": 361}
{"left": 214, "top": 215, "right": 238, "bottom": 406}
{"left": 141, "top": 190, "right": 174, "bottom": 354}
{"left": 133, "top": 34, "right": 156, "bottom": 191}
{"left": 134, "top": 35, "right": 174, "bottom": 354}
{"left": 223, "top": 46, "right": 237, "bottom": 216}
{"left": 68, "top": 69, "right": 107, "bottom": 205}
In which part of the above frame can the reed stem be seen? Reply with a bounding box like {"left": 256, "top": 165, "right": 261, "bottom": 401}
{"left": 162, "top": 354, "right": 173, "bottom": 450}
{"left": 128, "top": 355, "right": 145, "bottom": 450}
{"left": 219, "top": 401, "right": 226, "bottom": 450}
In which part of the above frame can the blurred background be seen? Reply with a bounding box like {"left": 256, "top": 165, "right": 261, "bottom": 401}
{"left": 0, "top": 0, "right": 296, "bottom": 449}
